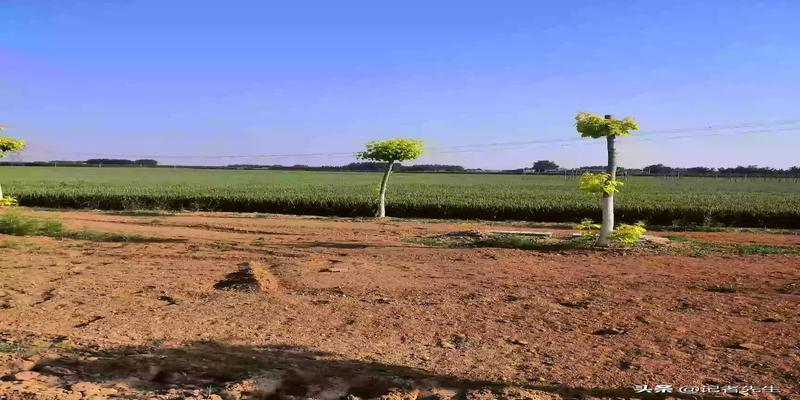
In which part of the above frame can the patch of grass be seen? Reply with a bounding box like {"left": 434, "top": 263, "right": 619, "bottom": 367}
{"left": 102, "top": 210, "right": 175, "bottom": 217}
{"left": 0, "top": 212, "right": 66, "bottom": 236}
{"left": 472, "top": 235, "right": 595, "bottom": 252}
{"left": 667, "top": 236, "right": 800, "bottom": 256}
{"left": 0, "top": 340, "right": 27, "bottom": 354}
{"left": 66, "top": 228, "right": 184, "bottom": 243}
{"left": 655, "top": 225, "right": 800, "bottom": 235}
{"left": 403, "top": 237, "right": 450, "bottom": 247}
{"left": 0, "top": 212, "right": 184, "bottom": 243}
{"left": 731, "top": 243, "right": 800, "bottom": 255}
{"left": 472, "top": 235, "right": 544, "bottom": 250}
{"left": 410, "top": 231, "right": 641, "bottom": 252}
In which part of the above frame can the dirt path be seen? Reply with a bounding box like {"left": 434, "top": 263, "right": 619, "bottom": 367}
{"left": 0, "top": 210, "right": 798, "bottom": 399}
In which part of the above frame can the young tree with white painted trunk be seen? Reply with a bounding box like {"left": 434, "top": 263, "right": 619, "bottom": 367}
{"left": 0, "top": 125, "right": 26, "bottom": 204}
{"left": 575, "top": 112, "right": 639, "bottom": 246}
{"left": 358, "top": 138, "right": 424, "bottom": 218}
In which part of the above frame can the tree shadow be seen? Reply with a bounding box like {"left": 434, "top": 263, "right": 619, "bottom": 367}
{"left": 25, "top": 340, "right": 725, "bottom": 400}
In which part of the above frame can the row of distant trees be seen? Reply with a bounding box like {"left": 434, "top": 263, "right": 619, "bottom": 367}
{"left": 1, "top": 158, "right": 799, "bottom": 176}
{"left": 529, "top": 160, "right": 800, "bottom": 177}
{"left": 85, "top": 159, "right": 158, "bottom": 165}
{"left": 228, "top": 162, "right": 465, "bottom": 172}
{"left": 0, "top": 159, "right": 160, "bottom": 166}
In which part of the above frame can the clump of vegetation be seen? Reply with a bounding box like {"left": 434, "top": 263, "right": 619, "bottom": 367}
{"left": 0, "top": 124, "right": 26, "bottom": 203}
{"left": 411, "top": 231, "right": 601, "bottom": 252}
{"left": 0, "top": 212, "right": 183, "bottom": 243}
{"left": 102, "top": 210, "right": 176, "bottom": 217}
{"left": 0, "top": 340, "right": 28, "bottom": 354}
{"left": 0, "top": 196, "right": 19, "bottom": 207}
{"left": 576, "top": 219, "right": 646, "bottom": 245}
{"left": 0, "top": 212, "right": 65, "bottom": 237}
{"left": 666, "top": 235, "right": 800, "bottom": 256}
{"left": 576, "top": 219, "right": 601, "bottom": 237}
{"left": 471, "top": 235, "right": 545, "bottom": 250}
{"left": 611, "top": 222, "right": 647, "bottom": 244}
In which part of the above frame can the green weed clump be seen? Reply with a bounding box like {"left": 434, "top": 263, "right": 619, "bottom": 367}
{"left": 665, "top": 235, "right": 800, "bottom": 256}
{"left": 0, "top": 212, "right": 183, "bottom": 243}
{"left": 575, "top": 219, "right": 646, "bottom": 245}
{"left": 0, "top": 212, "right": 65, "bottom": 236}
{"left": 611, "top": 222, "right": 647, "bottom": 244}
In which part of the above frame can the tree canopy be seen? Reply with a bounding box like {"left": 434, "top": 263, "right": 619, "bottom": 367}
{"left": 358, "top": 138, "right": 424, "bottom": 163}
{"left": 532, "top": 160, "right": 559, "bottom": 171}
{"left": 575, "top": 112, "right": 639, "bottom": 138}
{"left": 0, "top": 126, "right": 26, "bottom": 158}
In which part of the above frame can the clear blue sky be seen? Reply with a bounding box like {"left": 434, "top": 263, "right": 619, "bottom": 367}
{"left": 2, "top": 0, "right": 799, "bottom": 169}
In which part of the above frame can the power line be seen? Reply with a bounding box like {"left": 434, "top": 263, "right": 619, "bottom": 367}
{"left": 426, "top": 118, "right": 800, "bottom": 151}
{"left": 426, "top": 125, "right": 800, "bottom": 155}
{"left": 42, "top": 118, "right": 800, "bottom": 160}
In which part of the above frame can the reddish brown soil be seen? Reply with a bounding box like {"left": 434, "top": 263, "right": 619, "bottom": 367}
{"left": 0, "top": 210, "right": 798, "bottom": 399}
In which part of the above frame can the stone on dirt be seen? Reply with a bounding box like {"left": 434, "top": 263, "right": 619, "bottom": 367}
{"left": 735, "top": 342, "right": 765, "bottom": 350}
{"left": 225, "top": 370, "right": 284, "bottom": 399}
{"left": 11, "top": 359, "right": 36, "bottom": 372}
{"left": 427, "top": 387, "right": 460, "bottom": 400}
{"left": 321, "top": 267, "right": 349, "bottom": 272}
{"left": 13, "top": 371, "right": 40, "bottom": 381}
{"left": 592, "top": 327, "right": 626, "bottom": 335}
{"left": 379, "top": 388, "right": 420, "bottom": 400}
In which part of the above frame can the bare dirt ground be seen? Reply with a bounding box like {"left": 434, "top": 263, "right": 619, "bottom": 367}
{"left": 0, "top": 209, "right": 798, "bottom": 399}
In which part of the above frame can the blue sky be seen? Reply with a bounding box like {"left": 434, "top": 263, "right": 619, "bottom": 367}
{"left": 1, "top": 0, "right": 799, "bottom": 168}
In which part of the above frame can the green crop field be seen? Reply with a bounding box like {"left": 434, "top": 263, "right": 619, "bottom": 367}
{"left": 1, "top": 166, "right": 799, "bottom": 227}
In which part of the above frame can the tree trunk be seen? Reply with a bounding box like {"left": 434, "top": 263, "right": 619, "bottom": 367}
{"left": 597, "top": 135, "right": 616, "bottom": 246}
{"left": 0, "top": 182, "right": 3, "bottom": 200}
{"left": 376, "top": 161, "right": 394, "bottom": 218}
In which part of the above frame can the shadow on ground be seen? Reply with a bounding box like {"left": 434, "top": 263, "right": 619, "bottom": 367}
{"left": 13, "top": 340, "right": 736, "bottom": 400}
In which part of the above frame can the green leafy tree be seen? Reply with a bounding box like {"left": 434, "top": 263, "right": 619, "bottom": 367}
{"left": 531, "top": 160, "right": 559, "bottom": 172}
{"left": 575, "top": 112, "right": 639, "bottom": 246}
{"left": 358, "top": 138, "right": 424, "bottom": 217}
{"left": 0, "top": 125, "right": 26, "bottom": 202}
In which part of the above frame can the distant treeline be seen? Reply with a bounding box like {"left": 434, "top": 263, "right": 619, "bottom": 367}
{"left": 549, "top": 164, "right": 800, "bottom": 177}
{"left": 0, "top": 159, "right": 799, "bottom": 176}
{"left": 227, "top": 162, "right": 466, "bottom": 172}
{"left": 1, "top": 159, "right": 160, "bottom": 166}
{"left": 636, "top": 163, "right": 800, "bottom": 177}
{"left": 85, "top": 158, "right": 158, "bottom": 165}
